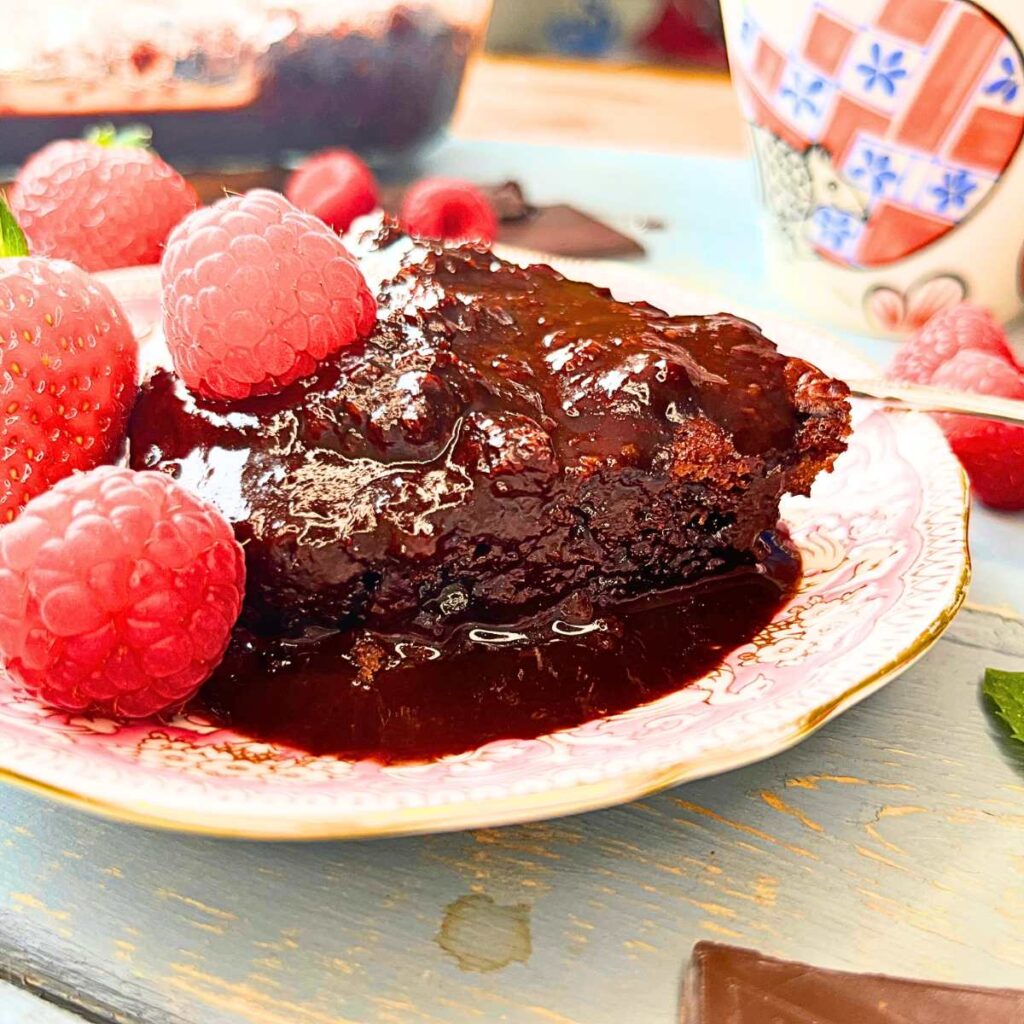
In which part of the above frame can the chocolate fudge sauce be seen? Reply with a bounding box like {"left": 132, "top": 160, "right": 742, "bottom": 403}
{"left": 195, "top": 535, "right": 798, "bottom": 761}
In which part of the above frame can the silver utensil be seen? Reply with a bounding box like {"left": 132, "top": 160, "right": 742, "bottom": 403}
{"left": 847, "top": 379, "right": 1024, "bottom": 426}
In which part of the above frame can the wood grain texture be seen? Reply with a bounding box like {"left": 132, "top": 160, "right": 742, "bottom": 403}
{"left": 452, "top": 57, "right": 747, "bottom": 156}
{"left": 1, "top": 118, "right": 1023, "bottom": 1021}
{"left": 1, "top": 608, "right": 1022, "bottom": 1024}
{"left": 0, "top": 982, "right": 86, "bottom": 1024}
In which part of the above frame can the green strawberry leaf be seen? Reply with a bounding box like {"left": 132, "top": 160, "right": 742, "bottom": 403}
{"left": 984, "top": 668, "right": 1024, "bottom": 743}
{"left": 85, "top": 122, "right": 152, "bottom": 148}
{"left": 0, "top": 193, "right": 29, "bottom": 258}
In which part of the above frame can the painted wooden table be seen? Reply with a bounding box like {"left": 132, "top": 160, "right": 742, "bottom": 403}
{"left": 3, "top": 130, "right": 1024, "bottom": 1024}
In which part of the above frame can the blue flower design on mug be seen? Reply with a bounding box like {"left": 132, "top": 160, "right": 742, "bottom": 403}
{"left": 812, "top": 206, "right": 858, "bottom": 250}
{"left": 780, "top": 70, "right": 826, "bottom": 117}
{"left": 856, "top": 43, "right": 908, "bottom": 96}
{"left": 931, "top": 169, "right": 977, "bottom": 215}
{"left": 984, "top": 56, "right": 1020, "bottom": 103}
{"left": 849, "top": 148, "right": 899, "bottom": 198}
{"left": 546, "top": 0, "right": 618, "bottom": 58}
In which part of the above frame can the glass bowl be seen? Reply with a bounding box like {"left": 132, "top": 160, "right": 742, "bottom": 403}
{"left": 0, "top": 0, "right": 492, "bottom": 170}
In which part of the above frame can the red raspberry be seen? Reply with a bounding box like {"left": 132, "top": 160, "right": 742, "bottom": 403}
{"left": 932, "top": 349, "right": 1024, "bottom": 407}
{"left": 10, "top": 129, "right": 197, "bottom": 272}
{"left": 888, "top": 303, "right": 1014, "bottom": 385}
{"left": 285, "top": 149, "right": 379, "bottom": 232}
{"left": 1, "top": 205, "right": 139, "bottom": 522}
{"left": 400, "top": 178, "right": 498, "bottom": 245}
{"left": 162, "top": 189, "right": 377, "bottom": 401}
{"left": 931, "top": 350, "right": 1024, "bottom": 510}
{"left": 0, "top": 466, "right": 246, "bottom": 717}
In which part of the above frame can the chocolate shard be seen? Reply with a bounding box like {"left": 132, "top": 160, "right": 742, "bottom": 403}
{"left": 484, "top": 180, "right": 534, "bottom": 222}
{"left": 380, "top": 180, "right": 645, "bottom": 257}
{"left": 684, "top": 943, "right": 1024, "bottom": 1023}
{"left": 497, "top": 202, "right": 645, "bottom": 258}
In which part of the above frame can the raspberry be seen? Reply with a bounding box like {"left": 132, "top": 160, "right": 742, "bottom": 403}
{"left": 285, "top": 149, "right": 379, "bottom": 232}
{"left": 0, "top": 466, "right": 246, "bottom": 717}
{"left": 161, "top": 189, "right": 377, "bottom": 401}
{"left": 1, "top": 202, "right": 139, "bottom": 521}
{"left": 931, "top": 350, "right": 1024, "bottom": 510}
{"left": 932, "top": 349, "right": 1024, "bottom": 405}
{"left": 400, "top": 178, "right": 498, "bottom": 245}
{"left": 888, "top": 303, "right": 1014, "bottom": 385}
{"left": 10, "top": 130, "right": 197, "bottom": 272}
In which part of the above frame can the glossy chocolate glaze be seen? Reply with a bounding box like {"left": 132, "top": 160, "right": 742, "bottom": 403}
{"left": 129, "top": 222, "right": 849, "bottom": 760}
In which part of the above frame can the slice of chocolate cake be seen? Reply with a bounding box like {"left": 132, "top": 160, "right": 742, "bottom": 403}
{"left": 129, "top": 221, "right": 850, "bottom": 643}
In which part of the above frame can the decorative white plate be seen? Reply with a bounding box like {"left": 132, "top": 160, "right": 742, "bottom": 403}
{"left": 0, "top": 261, "right": 970, "bottom": 839}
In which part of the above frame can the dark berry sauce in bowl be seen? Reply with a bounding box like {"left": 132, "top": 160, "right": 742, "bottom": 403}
{"left": 0, "top": 3, "right": 489, "bottom": 169}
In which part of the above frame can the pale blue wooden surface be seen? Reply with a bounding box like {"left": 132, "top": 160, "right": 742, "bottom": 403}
{"left": 1, "top": 139, "right": 1023, "bottom": 1023}
{"left": 0, "top": 982, "right": 82, "bottom": 1024}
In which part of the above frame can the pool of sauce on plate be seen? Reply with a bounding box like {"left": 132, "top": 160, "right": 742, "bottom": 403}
{"left": 194, "top": 534, "right": 798, "bottom": 764}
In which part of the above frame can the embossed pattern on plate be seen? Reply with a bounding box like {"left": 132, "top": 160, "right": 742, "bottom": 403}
{"left": 0, "top": 262, "right": 970, "bottom": 838}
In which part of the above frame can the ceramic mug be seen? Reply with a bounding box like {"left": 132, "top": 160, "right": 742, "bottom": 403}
{"left": 720, "top": 0, "right": 1024, "bottom": 334}
{"left": 486, "top": 1, "right": 660, "bottom": 57}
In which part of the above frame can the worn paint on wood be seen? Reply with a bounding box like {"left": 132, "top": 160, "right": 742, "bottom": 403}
{"left": 0, "top": 981, "right": 85, "bottom": 1024}
{"left": 0, "top": 606, "right": 1021, "bottom": 1024}
{"left": 1, "top": 136, "right": 1023, "bottom": 1022}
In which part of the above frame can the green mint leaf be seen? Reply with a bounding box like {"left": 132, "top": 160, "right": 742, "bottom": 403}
{"left": 984, "top": 668, "right": 1024, "bottom": 743}
{"left": 85, "top": 122, "right": 152, "bottom": 148}
{"left": 0, "top": 193, "right": 29, "bottom": 258}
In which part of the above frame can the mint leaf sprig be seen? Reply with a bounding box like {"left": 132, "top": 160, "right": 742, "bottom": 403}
{"left": 984, "top": 667, "right": 1024, "bottom": 743}
{"left": 0, "top": 192, "right": 29, "bottom": 258}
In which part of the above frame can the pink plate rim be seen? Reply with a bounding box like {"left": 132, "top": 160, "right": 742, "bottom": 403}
{"left": 0, "top": 260, "right": 970, "bottom": 839}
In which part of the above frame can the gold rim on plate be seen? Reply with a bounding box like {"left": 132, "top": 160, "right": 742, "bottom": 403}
{"left": 0, "top": 262, "right": 973, "bottom": 839}
{"left": 0, "top": 512, "right": 970, "bottom": 840}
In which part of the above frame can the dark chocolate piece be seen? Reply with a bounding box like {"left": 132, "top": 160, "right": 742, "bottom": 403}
{"left": 485, "top": 180, "right": 534, "bottom": 222}
{"left": 497, "top": 202, "right": 645, "bottom": 258}
{"left": 380, "top": 180, "right": 645, "bottom": 258}
{"left": 684, "top": 943, "right": 1024, "bottom": 1023}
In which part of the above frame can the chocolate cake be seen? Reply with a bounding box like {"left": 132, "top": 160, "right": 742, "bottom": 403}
{"left": 129, "top": 220, "right": 850, "bottom": 644}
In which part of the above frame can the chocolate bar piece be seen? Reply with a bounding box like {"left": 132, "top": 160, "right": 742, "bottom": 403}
{"left": 684, "top": 943, "right": 1024, "bottom": 1022}
{"left": 380, "top": 180, "right": 645, "bottom": 258}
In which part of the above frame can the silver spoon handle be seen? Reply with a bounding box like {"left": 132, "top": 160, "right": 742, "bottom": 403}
{"left": 847, "top": 378, "right": 1024, "bottom": 427}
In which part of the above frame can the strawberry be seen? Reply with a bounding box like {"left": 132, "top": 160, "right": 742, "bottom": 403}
{"left": 941, "top": 420, "right": 1024, "bottom": 510}
{"left": 887, "top": 303, "right": 1024, "bottom": 510}
{"left": 0, "top": 197, "right": 138, "bottom": 521}
{"left": 10, "top": 125, "right": 197, "bottom": 272}
{"left": 931, "top": 351, "right": 1024, "bottom": 510}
